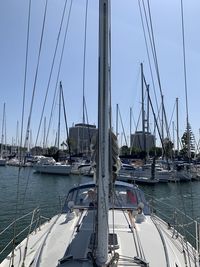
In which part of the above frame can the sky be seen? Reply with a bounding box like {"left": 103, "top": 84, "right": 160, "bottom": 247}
{"left": 0, "top": 0, "right": 200, "bottom": 149}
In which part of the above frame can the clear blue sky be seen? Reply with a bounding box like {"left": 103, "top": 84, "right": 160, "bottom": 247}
{"left": 0, "top": 0, "right": 200, "bottom": 149}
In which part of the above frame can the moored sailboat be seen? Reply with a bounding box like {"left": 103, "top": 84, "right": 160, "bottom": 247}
{"left": 0, "top": 1, "right": 200, "bottom": 267}
{"left": 33, "top": 156, "right": 71, "bottom": 175}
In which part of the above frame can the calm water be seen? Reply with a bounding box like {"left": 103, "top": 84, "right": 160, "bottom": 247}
{"left": 0, "top": 165, "right": 200, "bottom": 262}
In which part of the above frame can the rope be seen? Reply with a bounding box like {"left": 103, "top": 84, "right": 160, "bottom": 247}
{"left": 151, "top": 216, "right": 170, "bottom": 266}
{"left": 113, "top": 190, "right": 147, "bottom": 259}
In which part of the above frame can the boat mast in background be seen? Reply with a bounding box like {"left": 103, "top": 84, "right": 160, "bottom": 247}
{"left": 0, "top": 103, "right": 6, "bottom": 160}
{"left": 176, "top": 97, "right": 179, "bottom": 156}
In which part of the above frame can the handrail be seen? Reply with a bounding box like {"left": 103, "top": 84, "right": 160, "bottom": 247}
{"left": 0, "top": 210, "right": 38, "bottom": 236}
{"left": 148, "top": 196, "right": 200, "bottom": 254}
{"left": 0, "top": 217, "right": 38, "bottom": 255}
{"left": 0, "top": 209, "right": 50, "bottom": 257}
{"left": 145, "top": 194, "right": 200, "bottom": 226}
{"left": 147, "top": 195, "right": 199, "bottom": 223}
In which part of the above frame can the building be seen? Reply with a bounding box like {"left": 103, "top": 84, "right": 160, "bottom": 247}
{"left": 131, "top": 131, "right": 155, "bottom": 152}
{"left": 68, "top": 123, "right": 97, "bottom": 155}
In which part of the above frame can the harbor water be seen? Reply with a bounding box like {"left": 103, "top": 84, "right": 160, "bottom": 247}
{"left": 1, "top": 165, "right": 200, "bottom": 262}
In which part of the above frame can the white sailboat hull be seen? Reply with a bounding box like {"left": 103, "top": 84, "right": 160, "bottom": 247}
{"left": 0, "top": 159, "right": 6, "bottom": 166}
{"left": 1, "top": 209, "right": 198, "bottom": 267}
{"left": 33, "top": 164, "right": 71, "bottom": 175}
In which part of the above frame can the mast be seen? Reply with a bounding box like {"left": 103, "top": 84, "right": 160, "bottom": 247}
{"left": 147, "top": 87, "right": 150, "bottom": 133}
{"left": 161, "top": 94, "right": 164, "bottom": 158}
{"left": 141, "top": 63, "right": 146, "bottom": 162}
{"left": 96, "top": 0, "right": 111, "bottom": 265}
{"left": 116, "top": 103, "right": 118, "bottom": 137}
{"left": 172, "top": 121, "right": 175, "bottom": 158}
{"left": 130, "top": 107, "right": 132, "bottom": 149}
{"left": 16, "top": 120, "right": 19, "bottom": 157}
{"left": 146, "top": 84, "right": 150, "bottom": 158}
{"left": 176, "top": 97, "right": 179, "bottom": 156}
{"left": 43, "top": 117, "right": 46, "bottom": 150}
{"left": 57, "top": 82, "right": 62, "bottom": 150}
{"left": 1, "top": 103, "right": 5, "bottom": 159}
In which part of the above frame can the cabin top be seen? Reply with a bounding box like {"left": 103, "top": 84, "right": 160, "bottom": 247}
{"left": 63, "top": 181, "right": 150, "bottom": 215}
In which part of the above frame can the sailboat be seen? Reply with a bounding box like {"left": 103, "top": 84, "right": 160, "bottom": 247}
{"left": 0, "top": 103, "right": 7, "bottom": 166}
{"left": 1, "top": 1, "right": 200, "bottom": 266}
{"left": 33, "top": 83, "right": 71, "bottom": 175}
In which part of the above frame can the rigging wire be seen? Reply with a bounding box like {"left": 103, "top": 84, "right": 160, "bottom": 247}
{"left": 138, "top": 0, "right": 159, "bottom": 114}
{"left": 0, "top": 103, "right": 5, "bottom": 155}
{"left": 84, "top": 97, "right": 93, "bottom": 154}
{"left": 145, "top": 0, "right": 161, "bottom": 94}
{"left": 180, "top": 0, "right": 195, "bottom": 232}
{"left": 180, "top": 0, "right": 190, "bottom": 160}
{"left": 82, "top": 0, "right": 89, "bottom": 124}
{"left": 168, "top": 100, "right": 176, "bottom": 137}
{"left": 19, "top": 0, "right": 31, "bottom": 161}
{"left": 141, "top": 0, "right": 170, "bottom": 140}
{"left": 132, "top": 107, "right": 143, "bottom": 152}
{"left": 148, "top": 0, "right": 170, "bottom": 140}
{"left": 16, "top": 0, "right": 50, "bottom": 258}
{"left": 118, "top": 107, "right": 128, "bottom": 147}
{"left": 144, "top": 79, "right": 167, "bottom": 157}
{"left": 11, "top": 0, "right": 32, "bottom": 265}
{"left": 45, "top": 0, "right": 73, "bottom": 147}
{"left": 24, "top": 0, "right": 49, "bottom": 149}
{"left": 4, "top": 105, "right": 7, "bottom": 151}
{"left": 138, "top": 1, "right": 162, "bottom": 141}
{"left": 35, "top": 0, "right": 69, "bottom": 147}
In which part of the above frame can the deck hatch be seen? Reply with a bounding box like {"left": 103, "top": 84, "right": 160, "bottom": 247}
{"left": 88, "top": 233, "right": 119, "bottom": 250}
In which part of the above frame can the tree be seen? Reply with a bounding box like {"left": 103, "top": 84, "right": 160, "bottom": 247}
{"left": 149, "top": 147, "right": 162, "bottom": 158}
{"left": 163, "top": 138, "right": 174, "bottom": 158}
{"left": 120, "top": 145, "right": 130, "bottom": 156}
{"left": 180, "top": 122, "right": 195, "bottom": 159}
{"left": 48, "top": 146, "right": 58, "bottom": 155}
{"left": 30, "top": 146, "right": 43, "bottom": 155}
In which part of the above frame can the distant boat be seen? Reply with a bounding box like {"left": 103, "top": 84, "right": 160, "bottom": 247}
{"left": 118, "top": 173, "right": 159, "bottom": 184}
{"left": 118, "top": 162, "right": 178, "bottom": 183}
{"left": 70, "top": 159, "right": 93, "bottom": 176}
{"left": 0, "top": 158, "right": 6, "bottom": 166}
{"left": 33, "top": 156, "right": 71, "bottom": 175}
{"left": 6, "top": 158, "right": 20, "bottom": 166}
